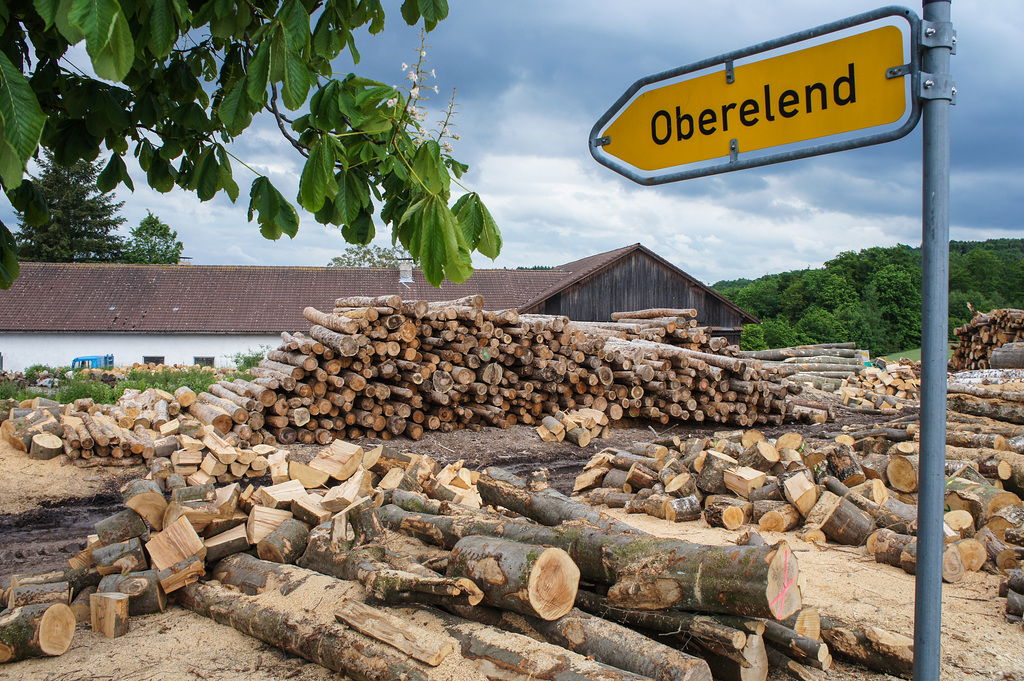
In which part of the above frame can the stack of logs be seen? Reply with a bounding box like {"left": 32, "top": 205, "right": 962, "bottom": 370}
{"left": 1, "top": 388, "right": 282, "bottom": 482}
{"left": 245, "top": 297, "right": 822, "bottom": 444}
{"left": 4, "top": 436, "right": 927, "bottom": 681}
{"left": 577, "top": 425, "right": 1024, "bottom": 597}
{"left": 837, "top": 363, "right": 920, "bottom": 415}
{"left": 737, "top": 343, "right": 867, "bottom": 391}
{"left": 953, "top": 308, "right": 1024, "bottom": 370}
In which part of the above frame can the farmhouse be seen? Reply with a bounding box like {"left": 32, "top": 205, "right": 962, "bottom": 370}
{"left": 0, "top": 243, "right": 756, "bottom": 372}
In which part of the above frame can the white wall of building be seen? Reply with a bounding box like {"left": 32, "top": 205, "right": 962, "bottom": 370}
{"left": 0, "top": 333, "right": 282, "bottom": 372}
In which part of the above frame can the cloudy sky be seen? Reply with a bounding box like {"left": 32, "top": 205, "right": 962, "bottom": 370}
{"left": 10, "top": 1, "right": 1023, "bottom": 285}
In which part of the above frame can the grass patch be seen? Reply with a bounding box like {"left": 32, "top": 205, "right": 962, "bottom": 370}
{"left": 881, "top": 347, "right": 955, "bottom": 363}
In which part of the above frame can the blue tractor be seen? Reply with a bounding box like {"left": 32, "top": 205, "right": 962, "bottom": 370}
{"left": 71, "top": 354, "right": 114, "bottom": 370}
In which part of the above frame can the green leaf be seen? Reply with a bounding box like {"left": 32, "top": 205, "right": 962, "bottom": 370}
{"left": 248, "top": 176, "right": 299, "bottom": 240}
{"left": 192, "top": 147, "right": 220, "bottom": 201}
{"left": 217, "top": 77, "right": 252, "bottom": 135}
{"left": 147, "top": 0, "right": 177, "bottom": 58}
{"left": 453, "top": 192, "right": 502, "bottom": 259}
{"left": 400, "top": 0, "right": 420, "bottom": 25}
{"left": 341, "top": 209, "right": 374, "bottom": 245}
{"left": 146, "top": 157, "right": 176, "bottom": 192}
{"left": 55, "top": 0, "right": 85, "bottom": 42}
{"left": 410, "top": 139, "right": 447, "bottom": 196}
{"left": 278, "top": 0, "right": 311, "bottom": 53}
{"left": 298, "top": 137, "right": 336, "bottom": 213}
{"left": 417, "top": 0, "right": 448, "bottom": 24}
{"left": 215, "top": 146, "right": 239, "bottom": 202}
{"left": 246, "top": 42, "right": 270, "bottom": 105}
{"left": 0, "top": 220, "right": 21, "bottom": 290}
{"left": 6, "top": 180, "right": 49, "bottom": 226}
{"left": 69, "top": 0, "right": 136, "bottom": 81}
{"left": 33, "top": 0, "right": 61, "bottom": 28}
{"left": 97, "top": 152, "right": 134, "bottom": 192}
{"left": 415, "top": 194, "right": 471, "bottom": 285}
{"left": 281, "top": 50, "right": 310, "bottom": 110}
{"left": 0, "top": 52, "right": 45, "bottom": 189}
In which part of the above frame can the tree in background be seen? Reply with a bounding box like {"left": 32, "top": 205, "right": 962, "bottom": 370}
{"left": 15, "top": 152, "right": 125, "bottom": 262}
{"left": 0, "top": 1, "right": 500, "bottom": 289}
{"left": 123, "top": 212, "right": 184, "bottom": 264}
{"left": 328, "top": 244, "right": 410, "bottom": 268}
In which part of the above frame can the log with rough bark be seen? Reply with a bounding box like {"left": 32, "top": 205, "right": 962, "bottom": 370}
{"left": 447, "top": 535, "right": 580, "bottom": 620}
{"left": 804, "top": 491, "right": 874, "bottom": 546}
{"left": 820, "top": 620, "right": 913, "bottom": 679}
{"left": 97, "top": 570, "right": 167, "bottom": 616}
{"left": 256, "top": 518, "right": 311, "bottom": 564}
{"left": 449, "top": 599, "right": 713, "bottom": 681}
{"left": 0, "top": 602, "right": 76, "bottom": 662}
{"left": 372, "top": 504, "right": 802, "bottom": 619}
{"left": 477, "top": 468, "right": 640, "bottom": 534}
{"left": 948, "top": 393, "right": 1024, "bottom": 425}
{"left": 193, "top": 555, "right": 658, "bottom": 681}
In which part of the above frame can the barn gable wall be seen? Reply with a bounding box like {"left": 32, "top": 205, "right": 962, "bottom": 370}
{"left": 527, "top": 251, "right": 747, "bottom": 328}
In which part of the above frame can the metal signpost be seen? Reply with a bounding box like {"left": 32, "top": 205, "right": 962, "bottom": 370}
{"left": 590, "top": 4, "right": 953, "bottom": 679}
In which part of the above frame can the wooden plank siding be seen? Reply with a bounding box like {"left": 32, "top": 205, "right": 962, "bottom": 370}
{"left": 524, "top": 251, "right": 742, "bottom": 325}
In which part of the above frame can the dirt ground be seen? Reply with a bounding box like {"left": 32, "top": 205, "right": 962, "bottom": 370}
{"left": 2, "top": 405, "right": 1023, "bottom": 680}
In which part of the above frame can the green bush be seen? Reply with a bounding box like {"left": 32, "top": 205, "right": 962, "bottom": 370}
{"left": 24, "top": 364, "right": 57, "bottom": 382}
{"left": 230, "top": 345, "right": 270, "bottom": 372}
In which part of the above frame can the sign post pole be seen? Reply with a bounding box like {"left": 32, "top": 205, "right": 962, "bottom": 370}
{"left": 916, "top": 1, "right": 954, "bottom": 680}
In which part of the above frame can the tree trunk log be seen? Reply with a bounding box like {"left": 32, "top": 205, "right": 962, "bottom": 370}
{"left": 256, "top": 518, "right": 310, "bottom": 564}
{"left": 0, "top": 603, "right": 76, "bottom": 662}
{"left": 477, "top": 468, "right": 639, "bottom": 534}
{"left": 372, "top": 505, "right": 802, "bottom": 619}
{"left": 447, "top": 535, "right": 579, "bottom": 620}
{"left": 97, "top": 570, "right": 167, "bottom": 616}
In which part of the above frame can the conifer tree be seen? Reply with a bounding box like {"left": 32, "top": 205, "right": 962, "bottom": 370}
{"left": 15, "top": 153, "right": 126, "bottom": 262}
{"left": 123, "top": 212, "right": 183, "bottom": 264}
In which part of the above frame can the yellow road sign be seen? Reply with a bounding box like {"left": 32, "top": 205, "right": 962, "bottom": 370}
{"left": 600, "top": 25, "right": 908, "bottom": 173}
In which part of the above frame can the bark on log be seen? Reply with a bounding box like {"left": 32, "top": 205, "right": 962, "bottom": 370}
{"left": 372, "top": 505, "right": 802, "bottom": 619}
{"left": 97, "top": 570, "right": 167, "bottom": 616}
{"left": 477, "top": 468, "right": 640, "bottom": 534}
{"left": 175, "top": 580, "right": 431, "bottom": 681}
{"left": 821, "top": 623, "right": 913, "bottom": 679}
{"left": 90, "top": 592, "right": 129, "bottom": 638}
{"left": 449, "top": 600, "right": 713, "bottom": 681}
{"left": 257, "top": 518, "right": 311, "bottom": 564}
{"left": 447, "top": 535, "right": 580, "bottom": 620}
{"left": 0, "top": 603, "right": 76, "bottom": 662}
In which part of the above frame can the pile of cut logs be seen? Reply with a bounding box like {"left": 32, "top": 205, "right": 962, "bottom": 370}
{"left": 577, "top": 424, "right": 1024, "bottom": 612}
{"left": 737, "top": 343, "right": 867, "bottom": 391}
{"left": 952, "top": 308, "right": 1024, "bottom": 370}
{"left": 835, "top": 363, "right": 920, "bottom": 415}
{"left": 1, "top": 388, "right": 280, "bottom": 480}
{"left": 245, "top": 297, "right": 823, "bottom": 444}
{"left": 3, "top": 438, "right": 817, "bottom": 681}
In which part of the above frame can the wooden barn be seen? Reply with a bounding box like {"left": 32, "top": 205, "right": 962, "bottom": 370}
{"left": 0, "top": 244, "right": 756, "bottom": 371}
{"left": 521, "top": 243, "right": 758, "bottom": 342}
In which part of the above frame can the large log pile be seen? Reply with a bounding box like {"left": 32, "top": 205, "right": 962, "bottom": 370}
{"left": 952, "top": 308, "right": 1024, "bottom": 370}
{"left": 578, "top": 423, "right": 1024, "bottom": 594}
{"left": 246, "top": 298, "right": 818, "bottom": 444}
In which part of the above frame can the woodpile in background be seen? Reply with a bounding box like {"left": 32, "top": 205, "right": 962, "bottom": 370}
{"left": 243, "top": 298, "right": 822, "bottom": 445}
{"left": 837, "top": 362, "right": 921, "bottom": 415}
{"left": 737, "top": 342, "right": 868, "bottom": 393}
{"left": 953, "top": 308, "right": 1024, "bottom": 370}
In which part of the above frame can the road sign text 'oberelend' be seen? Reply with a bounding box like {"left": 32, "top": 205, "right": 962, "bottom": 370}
{"left": 601, "top": 25, "right": 907, "bottom": 172}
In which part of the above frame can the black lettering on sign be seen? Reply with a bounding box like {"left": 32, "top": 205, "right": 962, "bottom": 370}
{"left": 698, "top": 108, "right": 717, "bottom": 135}
{"left": 805, "top": 82, "right": 828, "bottom": 113}
{"left": 739, "top": 99, "right": 759, "bottom": 126}
{"left": 779, "top": 90, "right": 799, "bottom": 118}
{"left": 676, "top": 107, "right": 694, "bottom": 140}
{"left": 834, "top": 63, "right": 856, "bottom": 105}
{"left": 651, "top": 61, "right": 861, "bottom": 147}
{"left": 651, "top": 110, "right": 671, "bottom": 145}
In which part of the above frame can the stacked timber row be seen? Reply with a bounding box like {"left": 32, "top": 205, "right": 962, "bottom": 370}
{"left": 248, "top": 298, "right": 819, "bottom": 442}
{"left": 577, "top": 426, "right": 1024, "bottom": 592}
{"left": 952, "top": 308, "right": 1024, "bottom": 370}
{"left": 738, "top": 342, "right": 868, "bottom": 392}
{"left": 0, "top": 389, "right": 283, "bottom": 483}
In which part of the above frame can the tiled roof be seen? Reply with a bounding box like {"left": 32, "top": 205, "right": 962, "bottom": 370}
{"left": 0, "top": 263, "right": 567, "bottom": 333}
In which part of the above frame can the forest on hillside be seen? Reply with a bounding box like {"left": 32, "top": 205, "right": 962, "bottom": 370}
{"left": 711, "top": 239, "right": 1024, "bottom": 356}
